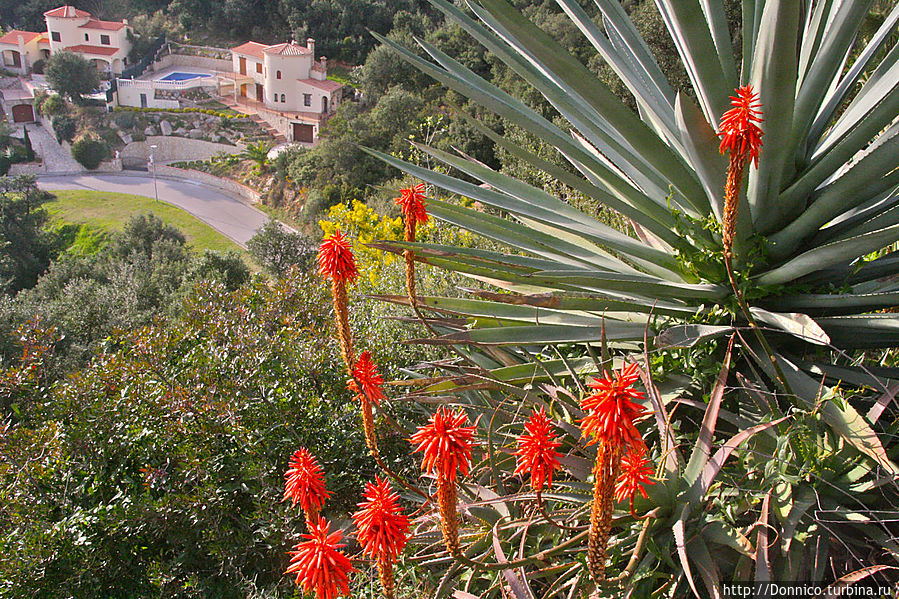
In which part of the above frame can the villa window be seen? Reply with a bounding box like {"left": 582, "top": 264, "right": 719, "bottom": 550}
{"left": 273, "top": 94, "right": 278, "bottom": 102}
{"left": 276, "top": 70, "right": 281, "bottom": 79}
{"left": 281, "top": 94, "right": 285, "bottom": 102}
{"left": 51, "top": 31, "right": 60, "bottom": 42}
{"left": 256, "top": 62, "right": 262, "bottom": 74}
{"left": 84, "top": 33, "right": 89, "bottom": 41}
{"left": 100, "top": 34, "right": 110, "bottom": 45}
{"left": 303, "top": 93, "right": 311, "bottom": 107}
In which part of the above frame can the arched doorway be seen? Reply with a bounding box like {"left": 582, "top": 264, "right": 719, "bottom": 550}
{"left": 321, "top": 97, "right": 328, "bottom": 113}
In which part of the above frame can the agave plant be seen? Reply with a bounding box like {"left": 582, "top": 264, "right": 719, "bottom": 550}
{"left": 358, "top": 0, "right": 899, "bottom": 596}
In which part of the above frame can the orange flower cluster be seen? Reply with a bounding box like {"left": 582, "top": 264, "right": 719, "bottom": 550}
{"left": 286, "top": 517, "right": 354, "bottom": 599}
{"left": 514, "top": 408, "right": 562, "bottom": 493}
{"left": 395, "top": 183, "right": 429, "bottom": 229}
{"left": 581, "top": 363, "right": 646, "bottom": 451}
{"left": 317, "top": 230, "right": 358, "bottom": 284}
{"left": 352, "top": 476, "right": 410, "bottom": 561}
{"left": 410, "top": 406, "right": 476, "bottom": 484}
{"left": 614, "top": 446, "right": 655, "bottom": 506}
{"left": 283, "top": 447, "right": 331, "bottom": 523}
{"left": 718, "top": 84, "right": 764, "bottom": 167}
{"left": 349, "top": 351, "right": 386, "bottom": 407}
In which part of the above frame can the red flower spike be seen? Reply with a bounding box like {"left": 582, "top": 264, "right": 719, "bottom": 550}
{"left": 352, "top": 476, "right": 411, "bottom": 562}
{"left": 285, "top": 517, "right": 354, "bottom": 599}
{"left": 717, "top": 84, "right": 764, "bottom": 167}
{"left": 283, "top": 447, "right": 331, "bottom": 516}
{"left": 513, "top": 408, "right": 562, "bottom": 492}
{"left": 580, "top": 363, "right": 646, "bottom": 452}
{"left": 410, "top": 406, "right": 476, "bottom": 483}
{"left": 317, "top": 230, "right": 358, "bottom": 284}
{"left": 614, "top": 445, "right": 655, "bottom": 504}
{"left": 349, "top": 351, "right": 386, "bottom": 407}
{"left": 395, "top": 183, "right": 429, "bottom": 227}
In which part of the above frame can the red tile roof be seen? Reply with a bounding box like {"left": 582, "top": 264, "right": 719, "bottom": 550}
{"left": 79, "top": 19, "right": 126, "bottom": 31}
{"left": 0, "top": 30, "right": 42, "bottom": 45}
{"left": 65, "top": 44, "right": 119, "bottom": 56}
{"left": 264, "top": 42, "right": 310, "bottom": 56}
{"left": 299, "top": 78, "right": 342, "bottom": 92}
{"left": 231, "top": 41, "right": 268, "bottom": 59}
{"left": 44, "top": 5, "right": 91, "bottom": 18}
{"left": 38, "top": 34, "right": 50, "bottom": 45}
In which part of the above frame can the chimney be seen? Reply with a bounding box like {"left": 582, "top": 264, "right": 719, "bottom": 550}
{"left": 123, "top": 18, "right": 129, "bottom": 26}
{"left": 319, "top": 56, "right": 327, "bottom": 70}
{"left": 306, "top": 37, "right": 314, "bottom": 54}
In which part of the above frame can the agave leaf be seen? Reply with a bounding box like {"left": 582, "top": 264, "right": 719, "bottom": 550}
{"left": 655, "top": 324, "right": 733, "bottom": 349}
{"left": 674, "top": 92, "right": 728, "bottom": 221}
{"left": 554, "top": 0, "right": 680, "bottom": 147}
{"left": 749, "top": 307, "right": 830, "bottom": 345}
{"left": 770, "top": 131, "right": 899, "bottom": 254}
{"left": 361, "top": 147, "right": 683, "bottom": 272}
{"left": 687, "top": 534, "right": 723, "bottom": 599}
{"left": 700, "top": 517, "right": 754, "bottom": 558}
{"left": 470, "top": 0, "right": 709, "bottom": 212}
{"left": 758, "top": 223, "right": 899, "bottom": 286}
{"left": 461, "top": 288, "right": 696, "bottom": 318}
{"left": 747, "top": 344, "right": 897, "bottom": 474}
{"left": 424, "top": 197, "right": 637, "bottom": 273}
{"left": 654, "top": 0, "right": 733, "bottom": 123}
{"left": 747, "top": 0, "right": 800, "bottom": 231}
{"left": 826, "top": 566, "right": 899, "bottom": 596}
{"left": 789, "top": 0, "right": 873, "bottom": 160}
{"left": 756, "top": 489, "right": 772, "bottom": 582}
{"left": 674, "top": 505, "right": 702, "bottom": 599}
{"left": 782, "top": 61, "right": 899, "bottom": 207}
{"left": 815, "top": 315, "right": 899, "bottom": 350}
{"left": 683, "top": 336, "right": 733, "bottom": 488}
{"left": 529, "top": 269, "right": 727, "bottom": 300}
{"left": 814, "top": 42, "right": 899, "bottom": 162}
{"left": 697, "top": 417, "right": 790, "bottom": 500}
{"left": 809, "top": 2, "right": 899, "bottom": 144}
{"left": 700, "top": 0, "right": 738, "bottom": 85}
{"left": 423, "top": 322, "right": 648, "bottom": 346}
{"left": 764, "top": 290, "right": 899, "bottom": 317}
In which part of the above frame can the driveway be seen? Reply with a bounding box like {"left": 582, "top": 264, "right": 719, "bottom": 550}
{"left": 37, "top": 173, "right": 271, "bottom": 248}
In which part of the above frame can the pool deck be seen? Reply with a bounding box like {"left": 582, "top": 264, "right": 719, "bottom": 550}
{"left": 138, "top": 66, "right": 215, "bottom": 82}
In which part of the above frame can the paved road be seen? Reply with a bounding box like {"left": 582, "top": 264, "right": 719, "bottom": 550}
{"left": 37, "top": 173, "right": 271, "bottom": 248}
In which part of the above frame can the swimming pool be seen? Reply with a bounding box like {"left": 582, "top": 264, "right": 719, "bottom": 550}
{"left": 158, "top": 72, "right": 211, "bottom": 82}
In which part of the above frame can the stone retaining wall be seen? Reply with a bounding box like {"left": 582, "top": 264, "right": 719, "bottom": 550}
{"left": 154, "top": 165, "right": 261, "bottom": 204}
{"left": 151, "top": 54, "right": 232, "bottom": 74}
{"left": 120, "top": 136, "right": 244, "bottom": 168}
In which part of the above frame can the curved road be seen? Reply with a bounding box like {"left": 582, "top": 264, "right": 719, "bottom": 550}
{"left": 37, "top": 173, "right": 271, "bottom": 248}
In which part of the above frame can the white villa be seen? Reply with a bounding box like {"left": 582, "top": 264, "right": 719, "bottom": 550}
{"left": 0, "top": 5, "right": 132, "bottom": 77}
{"left": 114, "top": 37, "right": 343, "bottom": 144}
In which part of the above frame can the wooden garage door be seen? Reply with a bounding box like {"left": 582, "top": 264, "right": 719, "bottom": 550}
{"left": 293, "top": 123, "right": 314, "bottom": 143}
{"left": 11, "top": 104, "right": 34, "bottom": 123}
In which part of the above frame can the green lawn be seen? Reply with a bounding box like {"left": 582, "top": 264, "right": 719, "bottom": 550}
{"left": 44, "top": 189, "right": 250, "bottom": 259}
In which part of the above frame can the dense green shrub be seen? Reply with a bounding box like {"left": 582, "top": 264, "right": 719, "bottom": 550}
{"left": 51, "top": 115, "right": 76, "bottom": 143}
{"left": 0, "top": 268, "right": 424, "bottom": 597}
{"left": 70, "top": 135, "right": 108, "bottom": 170}
{"left": 21, "top": 126, "right": 34, "bottom": 162}
{"left": 0, "top": 155, "right": 9, "bottom": 176}
{"left": 247, "top": 220, "right": 315, "bottom": 276}
{"left": 0, "top": 176, "right": 60, "bottom": 296}
{"left": 39, "top": 94, "right": 67, "bottom": 116}
{"left": 30, "top": 58, "right": 44, "bottom": 74}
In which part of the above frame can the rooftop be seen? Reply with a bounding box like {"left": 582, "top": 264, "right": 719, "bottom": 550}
{"left": 44, "top": 5, "right": 91, "bottom": 18}
{"left": 65, "top": 44, "right": 119, "bottom": 56}
{"left": 0, "top": 30, "right": 42, "bottom": 45}
{"left": 264, "top": 42, "right": 310, "bottom": 56}
{"left": 299, "top": 78, "right": 342, "bottom": 92}
{"left": 79, "top": 19, "right": 127, "bottom": 31}
{"left": 231, "top": 41, "right": 268, "bottom": 59}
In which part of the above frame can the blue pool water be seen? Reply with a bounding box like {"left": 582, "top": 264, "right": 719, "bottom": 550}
{"left": 158, "top": 72, "right": 209, "bottom": 82}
